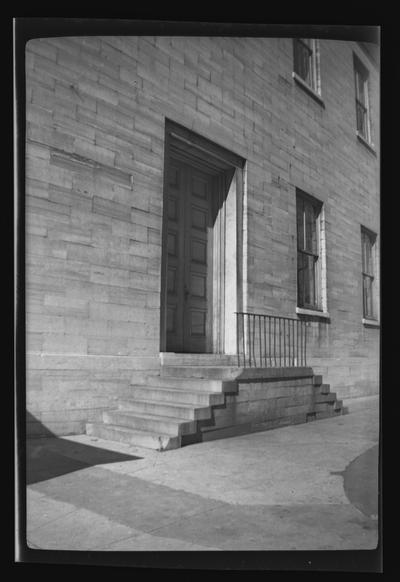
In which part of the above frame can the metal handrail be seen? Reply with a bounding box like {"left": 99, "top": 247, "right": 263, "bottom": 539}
{"left": 235, "top": 312, "right": 307, "bottom": 368}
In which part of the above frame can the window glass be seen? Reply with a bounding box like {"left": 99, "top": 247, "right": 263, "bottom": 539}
{"left": 293, "top": 38, "right": 320, "bottom": 94}
{"left": 296, "top": 192, "right": 322, "bottom": 310}
{"left": 361, "top": 228, "right": 376, "bottom": 319}
{"left": 354, "top": 56, "right": 371, "bottom": 142}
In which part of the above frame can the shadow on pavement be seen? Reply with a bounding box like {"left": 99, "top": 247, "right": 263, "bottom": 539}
{"left": 27, "top": 437, "right": 142, "bottom": 485}
{"left": 25, "top": 412, "right": 142, "bottom": 485}
{"left": 340, "top": 444, "right": 379, "bottom": 519}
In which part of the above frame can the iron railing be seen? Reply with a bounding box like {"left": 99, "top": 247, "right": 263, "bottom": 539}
{"left": 236, "top": 312, "right": 307, "bottom": 368}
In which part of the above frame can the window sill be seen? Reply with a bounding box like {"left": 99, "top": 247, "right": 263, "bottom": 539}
{"left": 296, "top": 307, "right": 330, "bottom": 319}
{"left": 356, "top": 132, "right": 377, "bottom": 156}
{"left": 292, "top": 72, "right": 325, "bottom": 108}
{"left": 362, "top": 318, "right": 380, "bottom": 328}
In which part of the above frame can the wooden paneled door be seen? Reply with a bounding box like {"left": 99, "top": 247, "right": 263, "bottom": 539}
{"left": 166, "top": 158, "right": 214, "bottom": 353}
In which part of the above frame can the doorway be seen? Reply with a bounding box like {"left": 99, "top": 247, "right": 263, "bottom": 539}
{"left": 160, "top": 121, "right": 245, "bottom": 354}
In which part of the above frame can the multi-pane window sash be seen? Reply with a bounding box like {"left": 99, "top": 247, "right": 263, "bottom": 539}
{"left": 354, "top": 60, "right": 371, "bottom": 142}
{"left": 297, "top": 194, "right": 321, "bottom": 310}
{"left": 361, "top": 229, "right": 375, "bottom": 319}
{"left": 293, "top": 39, "right": 318, "bottom": 92}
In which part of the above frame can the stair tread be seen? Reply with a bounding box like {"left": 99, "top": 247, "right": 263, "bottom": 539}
{"left": 88, "top": 422, "right": 176, "bottom": 439}
{"left": 162, "top": 363, "right": 239, "bottom": 378}
{"left": 120, "top": 397, "right": 208, "bottom": 410}
{"left": 131, "top": 383, "right": 221, "bottom": 393}
{"left": 107, "top": 409, "right": 193, "bottom": 424}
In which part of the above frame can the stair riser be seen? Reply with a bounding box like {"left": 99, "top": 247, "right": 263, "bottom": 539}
{"left": 129, "top": 386, "right": 224, "bottom": 406}
{"left": 314, "top": 402, "right": 341, "bottom": 413}
{"left": 319, "top": 384, "right": 331, "bottom": 395}
{"left": 103, "top": 410, "right": 196, "bottom": 436}
{"left": 118, "top": 399, "right": 212, "bottom": 421}
{"left": 315, "top": 408, "right": 346, "bottom": 420}
{"left": 314, "top": 392, "right": 337, "bottom": 403}
{"left": 161, "top": 366, "right": 240, "bottom": 380}
{"left": 160, "top": 354, "right": 239, "bottom": 366}
{"left": 86, "top": 423, "right": 179, "bottom": 451}
{"left": 142, "top": 376, "right": 235, "bottom": 392}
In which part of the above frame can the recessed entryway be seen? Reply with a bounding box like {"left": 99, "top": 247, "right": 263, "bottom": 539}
{"left": 160, "top": 120, "right": 245, "bottom": 354}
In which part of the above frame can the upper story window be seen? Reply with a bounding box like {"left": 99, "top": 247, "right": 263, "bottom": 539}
{"left": 354, "top": 55, "right": 372, "bottom": 144}
{"left": 296, "top": 190, "right": 324, "bottom": 311}
{"left": 293, "top": 39, "right": 321, "bottom": 95}
{"left": 361, "top": 227, "right": 377, "bottom": 320}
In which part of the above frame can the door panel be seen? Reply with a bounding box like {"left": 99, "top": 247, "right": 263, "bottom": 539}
{"left": 166, "top": 159, "right": 214, "bottom": 352}
{"left": 165, "top": 161, "right": 185, "bottom": 351}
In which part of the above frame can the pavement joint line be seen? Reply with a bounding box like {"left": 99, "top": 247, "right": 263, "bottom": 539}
{"left": 97, "top": 530, "right": 222, "bottom": 552}
{"left": 140, "top": 503, "right": 224, "bottom": 537}
{"left": 91, "top": 532, "right": 142, "bottom": 551}
{"left": 29, "top": 484, "right": 224, "bottom": 542}
{"left": 85, "top": 531, "right": 144, "bottom": 552}
{"left": 26, "top": 503, "right": 81, "bottom": 533}
{"left": 26, "top": 539, "right": 43, "bottom": 550}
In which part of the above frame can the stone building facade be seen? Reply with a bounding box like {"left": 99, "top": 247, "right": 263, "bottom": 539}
{"left": 24, "top": 35, "right": 380, "bottom": 441}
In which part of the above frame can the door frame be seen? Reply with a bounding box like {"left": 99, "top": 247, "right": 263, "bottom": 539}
{"left": 160, "top": 119, "right": 245, "bottom": 354}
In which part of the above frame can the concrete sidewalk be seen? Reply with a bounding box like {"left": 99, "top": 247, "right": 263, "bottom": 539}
{"left": 24, "top": 396, "right": 379, "bottom": 552}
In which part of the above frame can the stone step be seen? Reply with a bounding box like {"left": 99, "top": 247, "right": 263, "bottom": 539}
{"left": 160, "top": 353, "right": 239, "bottom": 366}
{"left": 315, "top": 392, "right": 337, "bottom": 403}
{"left": 319, "top": 383, "right": 331, "bottom": 395}
{"left": 103, "top": 409, "right": 197, "bottom": 436}
{"left": 118, "top": 398, "right": 212, "bottom": 421}
{"left": 160, "top": 365, "right": 314, "bottom": 382}
{"left": 334, "top": 400, "right": 344, "bottom": 411}
{"left": 128, "top": 385, "right": 225, "bottom": 406}
{"left": 86, "top": 422, "right": 180, "bottom": 451}
{"left": 139, "top": 375, "right": 237, "bottom": 393}
{"left": 161, "top": 365, "right": 242, "bottom": 380}
{"left": 315, "top": 407, "right": 346, "bottom": 421}
{"left": 313, "top": 375, "right": 323, "bottom": 386}
{"left": 201, "top": 412, "right": 310, "bottom": 441}
{"left": 312, "top": 400, "right": 344, "bottom": 414}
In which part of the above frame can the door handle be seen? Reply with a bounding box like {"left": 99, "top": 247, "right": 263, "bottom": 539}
{"left": 184, "top": 284, "right": 190, "bottom": 300}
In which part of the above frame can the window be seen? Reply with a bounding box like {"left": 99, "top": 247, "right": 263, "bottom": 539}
{"left": 296, "top": 191, "right": 323, "bottom": 310}
{"left": 293, "top": 38, "right": 320, "bottom": 94}
{"left": 361, "top": 227, "right": 377, "bottom": 319}
{"left": 354, "top": 55, "right": 372, "bottom": 143}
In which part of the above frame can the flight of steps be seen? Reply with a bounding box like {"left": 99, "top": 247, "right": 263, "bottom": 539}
{"left": 306, "top": 374, "right": 348, "bottom": 421}
{"left": 86, "top": 363, "right": 239, "bottom": 451}
{"left": 86, "top": 357, "right": 347, "bottom": 451}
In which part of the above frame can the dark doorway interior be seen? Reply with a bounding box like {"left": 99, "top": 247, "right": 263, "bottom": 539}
{"left": 161, "top": 121, "right": 244, "bottom": 354}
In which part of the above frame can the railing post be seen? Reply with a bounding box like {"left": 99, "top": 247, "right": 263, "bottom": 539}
{"left": 283, "top": 318, "right": 286, "bottom": 367}
{"left": 263, "top": 316, "right": 267, "bottom": 367}
{"left": 300, "top": 320, "right": 303, "bottom": 366}
{"left": 292, "top": 319, "right": 295, "bottom": 366}
{"left": 268, "top": 316, "right": 271, "bottom": 366}
{"left": 242, "top": 313, "right": 246, "bottom": 368}
{"left": 247, "top": 314, "right": 250, "bottom": 368}
{"left": 304, "top": 321, "right": 307, "bottom": 366}
{"left": 252, "top": 314, "right": 256, "bottom": 367}
{"left": 236, "top": 312, "right": 240, "bottom": 367}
